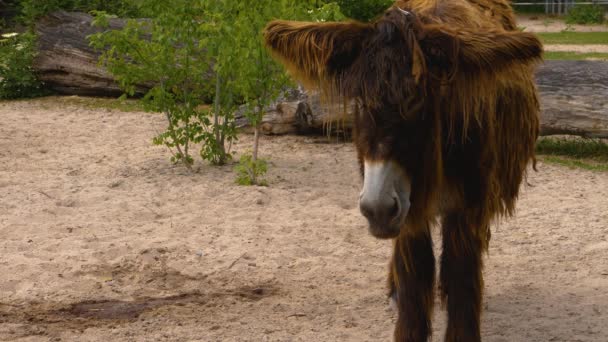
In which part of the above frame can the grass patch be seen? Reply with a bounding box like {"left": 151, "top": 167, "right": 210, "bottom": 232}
{"left": 3, "top": 95, "right": 215, "bottom": 113}
{"left": 4, "top": 96, "right": 148, "bottom": 112}
{"left": 540, "top": 155, "right": 608, "bottom": 172}
{"left": 536, "top": 137, "right": 608, "bottom": 172}
{"left": 536, "top": 137, "right": 608, "bottom": 161}
{"left": 0, "top": 96, "right": 149, "bottom": 112}
{"left": 58, "top": 96, "right": 146, "bottom": 112}
{"left": 537, "top": 32, "right": 608, "bottom": 45}
{"left": 544, "top": 51, "right": 608, "bottom": 60}
{"left": 55, "top": 96, "right": 213, "bottom": 113}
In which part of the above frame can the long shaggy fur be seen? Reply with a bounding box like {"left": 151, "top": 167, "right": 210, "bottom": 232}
{"left": 265, "top": 0, "right": 542, "bottom": 236}
{"left": 265, "top": 0, "right": 542, "bottom": 341}
{"left": 264, "top": 20, "right": 374, "bottom": 92}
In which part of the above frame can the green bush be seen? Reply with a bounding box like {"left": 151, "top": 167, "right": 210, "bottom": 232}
{"left": 336, "top": 0, "right": 393, "bottom": 21}
{"left": 566, "top": 5, "right": 605, "bottom": 25}
{"left": 513, "top": 4, "right": 546, "bottom": 14}
{"left": 0, "top": 32, "right": 45, "bottom": 99}
{"left": 90, "top": 4, "right": 237, "bottom": 168}
{"left": 19, "top": 0, "right": 141, "bottom": 24}
{"left": 0, "top": 0, "right": 20, "bottom": 28}
{"left": 235, "top": 154, "right": 268, "bottom": 186}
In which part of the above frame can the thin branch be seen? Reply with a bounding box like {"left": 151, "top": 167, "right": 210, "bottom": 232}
{"left": 228, "top": 253, "right": 246, "bottom": 269}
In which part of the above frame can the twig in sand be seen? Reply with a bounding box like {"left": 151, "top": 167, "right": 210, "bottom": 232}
{"left": 287, "top": 313, "right": 307, "bottom": 318}
{"left": 228, "top": 253, "right": 246, "bottom": 269}
{"left": 143, "top": 205, "right": 162, "bottom": 218}
{"left": 37, "top": 190, "right": 53, "bottom": 199}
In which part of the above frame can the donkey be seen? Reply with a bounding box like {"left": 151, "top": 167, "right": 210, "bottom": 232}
{"left": 264, "top": 0, "right": 542, "bottom": 340}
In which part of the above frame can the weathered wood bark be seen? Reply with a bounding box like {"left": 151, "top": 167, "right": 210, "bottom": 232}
{"left": 235, "top": 87, "right": 355, "bottom": 135}
{"left": 237, "top": 61, "right": 608, "bottom": 139}
{"left": 537, "top": 61, "right": 608, "bottom": 139}
{"left": 33, "top": 11, "right": 150, "bottom": 96}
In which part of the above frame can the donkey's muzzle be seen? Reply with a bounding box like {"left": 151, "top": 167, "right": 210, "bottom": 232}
{"left": 360, "top": 194, "right": 402, "bottom": 237}
{"left": 359, "top": 160, "right": 411, "bottom": 239}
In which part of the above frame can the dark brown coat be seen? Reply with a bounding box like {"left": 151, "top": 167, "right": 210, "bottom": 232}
{"left": 265, "top": 0, "right": 542, "bottom": 340}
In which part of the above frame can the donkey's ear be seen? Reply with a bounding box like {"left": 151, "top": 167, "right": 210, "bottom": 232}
{"left": 264, "top": 20, "right": 373, "bottom": 89}
{"left": 420, "top": 26, "right": 543, "bottom": 72}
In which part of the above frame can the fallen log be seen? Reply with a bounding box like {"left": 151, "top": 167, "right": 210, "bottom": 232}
{"left": 31, "top": 12, "right": 607, "bottom": 138}
{"left": 237, "top": 61, "right": 608, "bottom": 139}
{"left": 536, "top": 61, "right": 608, "bottom": 139}
{"left": 235, "top": 87, "right": 355, "bottom": 135}
{"left": 33, "top": 11, "right": 150, "bottom": 96}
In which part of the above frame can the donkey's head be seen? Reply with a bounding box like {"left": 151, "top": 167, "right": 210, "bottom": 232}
{"left": 265, "top": 7, "right": 542, "bottom": 238}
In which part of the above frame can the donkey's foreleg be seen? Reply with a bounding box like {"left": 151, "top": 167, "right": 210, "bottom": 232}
{"left": 387, "top": 257, "right": 398, "bottom": 311}
{"left": 440, "top": 213, "right": 485, "bottom": 342}
{"left": 391, "top": 227, "right": 435, "bottom": 342}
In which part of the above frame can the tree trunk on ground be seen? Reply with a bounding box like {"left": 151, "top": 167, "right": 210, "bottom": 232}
{"left": 33, "top": 11, "right": 150, "bottom": 96}
{"left": 234, "top": 87, "right": 355, "bottom": 135}
{"left": 536, "top": 61, "right": 608, "bottom": 139}
{"left": 235, "top": 61, "right": 608, "bottom": 139}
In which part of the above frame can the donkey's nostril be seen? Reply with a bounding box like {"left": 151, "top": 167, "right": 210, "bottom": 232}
{"left": 389, "top": 196, "right": 400, "bottom": 220}
{"left": 359, "top": 196, "right": 401, "bottom": 225}
{"left": 359, "top": 199, "right": 375, "bottom": 221}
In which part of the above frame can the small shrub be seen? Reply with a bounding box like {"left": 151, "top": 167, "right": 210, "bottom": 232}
{"left": 235, "top": 154, "right": 268, "bottom": 186}
{"left": 566, "top": 5, "right": 605, "bottom": 25}
{"left": 336, "top": 0, "right": 393, "bottom": 21}
{"left": 0, "top": 32, "right": 46, "bottom": 99}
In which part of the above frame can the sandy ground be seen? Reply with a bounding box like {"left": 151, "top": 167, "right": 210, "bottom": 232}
{"left": 542, "top": 44, "right": 608, "bottom": 53}
{"left": 0, "top": 97, "right": 607, "bottom": 342}
{"left": 515, "top": 15, "right": 608, "bottom": 54}
{"left": 517, "top": 15, "right": 608, "bottom": 33}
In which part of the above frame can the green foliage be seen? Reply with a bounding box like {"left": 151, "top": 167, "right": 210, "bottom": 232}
{"left": 544, "top": 51, "right": 608, "bottom": 61}
{"left": 2, "top": 0, "right": 145, "bottom": 101}
{"left": 541, "top": 155, "right": 608, "bottom": 172}
{"left": 536, "top": 137, "right": 608, "bottom": 172}
{"left": 221, "top": 0, "right": 343, "bottom": 181}
{"left": 53, "top": 96, "right": 145, "bottom": 112}
{"left": 228, "top": 1, "right": 300, "bottom": 125}
{"left": 214, "top": 0, "right": 316, "bottom": 180}
{"left": 88, "top": 0, "right": 325, "bottom": 169}
{"left": 19, "top": 0, "right": 141, "bottom": 24}
{"left": 84, "top": 0, "right": 373, "bottom": 171}
{"left": 89, "top": 3, "right": 236, "bottom": 168}
{"left": 335, "top": 0, "right": 393, "bottom": 21}
{"left": 513, "top": 5, "right": 546, "bottom": 14}
{"left": 537, "top": 31, "right": 608, "bottom": 44}
{"left": 310, "top": 2, "right": 348, "bottom": 21}
{"left": 566, "top": 5, "right": 605, "bottom": 25}
{"left": 0, "top": 32, "right": 46, "bottom": 99}
{"left": 235, "top": 154, "right": 269, "bottom": 186}
{"left": 536, "top": 137, "right": 608, "bottom": 162}
{"left": 0, "top": 0, "right": 20, "bottom": 28}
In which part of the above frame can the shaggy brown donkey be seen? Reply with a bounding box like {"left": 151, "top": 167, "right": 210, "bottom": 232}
{"left": 264, "top": 0, "right": 542, "bottom": 340}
